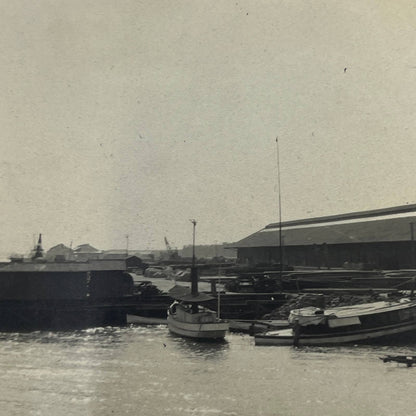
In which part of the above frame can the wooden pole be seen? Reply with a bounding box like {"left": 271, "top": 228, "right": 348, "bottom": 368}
{"left": 411, "top": 222, "right": 415, "bottom": 268}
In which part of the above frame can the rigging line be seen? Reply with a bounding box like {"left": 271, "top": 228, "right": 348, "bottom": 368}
{"left": 276, "top": 137, "right": 283, "bottom": 274}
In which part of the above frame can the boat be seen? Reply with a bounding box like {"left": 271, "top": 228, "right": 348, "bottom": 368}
{"left": 228, "top": 319, "right": 289, "bottom": 334}
{"left": 167, "top": 277, "right": 229, "bottom": 340}
{"left": 380, "top": 355, "right": 416, "bottom": 367}
{"left": 166, "top": 220, "right": 229, "bottom": 340}
{"left": 167, "top": 298, "right": 229, "bottom": 339}
{"left": 255, "top": 297, "right": 416, "bottom": 346}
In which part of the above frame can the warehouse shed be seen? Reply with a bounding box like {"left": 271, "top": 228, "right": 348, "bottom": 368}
{"left": 229, "top": 204, "right": 416, "bottom": 270}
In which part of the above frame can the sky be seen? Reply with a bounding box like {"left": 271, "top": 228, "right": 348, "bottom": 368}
{"left": 1, "top": 0, "right": 416, "bottom": 257}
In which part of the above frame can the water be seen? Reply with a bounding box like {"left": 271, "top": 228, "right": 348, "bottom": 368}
{"left": 0, "top": 326, "right": 416, "bottom": 416}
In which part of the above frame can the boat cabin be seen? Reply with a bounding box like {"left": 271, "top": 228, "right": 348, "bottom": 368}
{"left": 168, "top": 301, "right": 218, "bottom": 324}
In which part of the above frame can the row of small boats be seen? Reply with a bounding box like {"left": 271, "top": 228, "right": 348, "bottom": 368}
{"left": 162, "top": 220, "right": 416, "bottom": 344}
{"left": 255, "top": 297, "right": 416, "bottom": 346}
{"left": 163, "top": 227, "right": 416, "bottom": 344}
{"left": 165, "top": 291, "right": 416, "bottom": 346}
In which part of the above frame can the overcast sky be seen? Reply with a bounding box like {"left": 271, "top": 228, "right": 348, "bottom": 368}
{"left": 1, "top": 1, "right": 416, "bottom": 256}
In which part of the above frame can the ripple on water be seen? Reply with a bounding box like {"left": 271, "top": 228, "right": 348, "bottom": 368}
{"left": 0, "top": 327, "right": 416, "bottom": 415}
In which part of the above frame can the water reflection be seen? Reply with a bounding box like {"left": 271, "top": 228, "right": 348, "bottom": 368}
{"left": 2, "top": 325, "right": 416, "bottom": 415}
{"left": 168, "top": 333, "right": 229, "bottom": 360}
{"left": 0, "top": 326, "right": 125, "bottom": 347}
{"left": 289, "top": 342, "right": 416, "bottom": 365}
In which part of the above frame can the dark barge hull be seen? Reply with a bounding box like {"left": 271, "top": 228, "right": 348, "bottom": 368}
{"left": 0, "top": 299, "right": 134, "bottom": 331}
{"left": 0, "top": 260, "right": 135, "bottom": 331}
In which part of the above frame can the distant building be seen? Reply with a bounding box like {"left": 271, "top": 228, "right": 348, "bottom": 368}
{"left": 101, "top": 251, "right": 145, "bottom": 271}
{"left": 45, "top": 244, "right": 74, "bottom": 262}
{"left": 228, "top": 204, "right": 416, "bottom": 270}
{"left": 73, "top": 244, "right": 101, "bottom": 261}
{"left": 180, "top": 244, "right": 237, "bottom": 259}
{"left": 136, "top": 251, "right": 156, "bottom": 261}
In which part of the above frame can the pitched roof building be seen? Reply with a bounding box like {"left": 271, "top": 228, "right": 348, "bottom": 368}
{"left": 73, "top": 244, "right": 101, "bottom": 260}
{"left": 229, "top": 204, "right": 416, "bottom": 270}
{"left": 45, "top": 244, "right": 74, "bottom": 262}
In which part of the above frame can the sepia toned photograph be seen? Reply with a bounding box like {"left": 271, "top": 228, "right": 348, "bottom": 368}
{"left": 1, "top": 1, "right": 416, "bottom": 415}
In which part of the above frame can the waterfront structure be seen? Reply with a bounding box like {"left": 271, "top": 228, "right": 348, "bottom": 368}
{"left": 229, "top": 204, "right": 416, "bottom": 270}
{"left": 102, "top": 252, "right": 145, "bottom": 271}
{"left": 0, "top": 259, "right": 134, "bottom": 330}
{"left": 180, "top": 244, "right": 237, "bottom": 259}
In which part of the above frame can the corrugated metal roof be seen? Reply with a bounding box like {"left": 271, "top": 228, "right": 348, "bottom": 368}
{"left": 266, "top": 203, "right": 416, "bottom": 229}
{"left": 48, "top": 244, "right": 71, "bottom": 251}
{"left": 0, "top": 259, "right": 126, "bottom": 273}
{"left": 229, "top": 216, "right": 416, "bottom": 248}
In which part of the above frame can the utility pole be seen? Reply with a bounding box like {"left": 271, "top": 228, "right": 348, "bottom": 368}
{"left": 410, "top": 222, "right": 415, "bottom": 268}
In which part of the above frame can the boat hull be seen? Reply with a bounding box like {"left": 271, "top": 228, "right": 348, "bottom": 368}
{"left": 167, "top": 315, "right": 228, "bottom": 339}
{"left": 255, "top": 320, "right": 416, "bottom": 346}
{"left": 228, "top": 319, "right": 289, "bottom": 334}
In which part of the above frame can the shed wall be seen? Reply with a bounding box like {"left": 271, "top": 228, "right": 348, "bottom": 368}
{"left": 0, "top": 272, "right": 87, "bottom": 300}
{"left": 89, "top": 271, "right": 133, "bottom": 298}
{"left": 237, "top": 241, "right": 416, "bottom": 270}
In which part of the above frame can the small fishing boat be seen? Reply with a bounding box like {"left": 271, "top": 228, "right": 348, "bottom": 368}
{"left": 167, "top": 220, "right": 229, "bottom": 340}
{"left": 255, "top": 297, "right": 416, "bottom": 346}
{"left": 380, "top": 355, "right": 416, "bottom": 367}
{"left": 167, "top": 298, "right": 229, "bottom": 339}
{"left": 167, "top": 277, "right": 229, "bottom": 340}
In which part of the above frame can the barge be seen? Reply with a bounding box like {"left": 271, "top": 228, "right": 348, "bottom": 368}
{"left": 0, "top": 259, "right": 135, "bottom": 330}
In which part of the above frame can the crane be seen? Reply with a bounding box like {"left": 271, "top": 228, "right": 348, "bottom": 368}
{"left": 164, "top": 237, "right": 179, "bottom": 260}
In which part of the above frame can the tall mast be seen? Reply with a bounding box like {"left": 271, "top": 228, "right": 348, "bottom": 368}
{"left": 190, "top": 219, "right": 198, "bottom": 296}
{"left": 276, "top": 137, "right": 283, "bottom": 277}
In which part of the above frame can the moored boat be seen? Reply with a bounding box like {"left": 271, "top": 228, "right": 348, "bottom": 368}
{"left": 167, "top": 299, "right": 229, "bottom": 339}
{"left": 255, "top": 297, "right": 416, "bottom": 346}
{"left": 380, "top": 355, "right": 416, "bottom": 367}
{"left": 166, "top": 220, "right": 229, "bottom": 340}
{"left": 228, "top": 319, "right": 289, "bottom": 334}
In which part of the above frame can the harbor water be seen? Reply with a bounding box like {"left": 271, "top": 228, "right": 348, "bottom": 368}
{"left": 1, "top": 326, "right": 416, "bottom": 416}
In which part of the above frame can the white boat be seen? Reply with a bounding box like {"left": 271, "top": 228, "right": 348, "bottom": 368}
{"left": 255, "top": 298, "right": 416, "bottom": 346}
{"left": 167, "top": 300, "right": 229, "bottom": 339}
{"left": 166, "top": 220, "right": 229, "bottom": 340}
